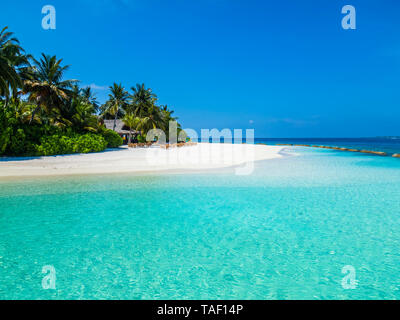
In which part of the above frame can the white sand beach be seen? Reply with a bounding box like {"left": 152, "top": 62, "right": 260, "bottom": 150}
{"left": 0, "top": 143, "right": 285, "bottom": 178}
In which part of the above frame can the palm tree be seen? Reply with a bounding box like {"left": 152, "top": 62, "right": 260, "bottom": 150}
{"left": 122, "top": 113, "right": 141, "bottom": 144}
{"left": 160, "top": 104, "right": 185, "bottom": 141}
{"left": 9, "top": 100, "right": 40, "bottom": 124}
{"left": 160, "top": 105, "right": 178, "bottom": 129}
{"left": 102, "top": 83, "right": 129, "bottom": 131}
{"left": 72, "top": 103, "right": 98, "bottom": 132}
{"left": 139, "top": 105, "right": 164, "bottom": 133}
{"left": 54, "top": 84, "right": 80, "bottom": 128}
{"left": 0, "top": 27, "right": 29, "bottom": 104}
{"left": 23, "top": 54, "right": 77, "bottom": 123}
{"left": 81, "top": 86, "right": 99, "bottom": 112}
{"left": 130, "top": 83, "right": 157, "bottom": 117}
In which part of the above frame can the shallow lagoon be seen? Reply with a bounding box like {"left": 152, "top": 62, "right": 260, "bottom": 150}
{"left": 1, "top": 147, "right": 400, "bottom": 299}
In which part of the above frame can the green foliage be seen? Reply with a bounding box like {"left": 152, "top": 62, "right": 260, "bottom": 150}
{"left": 100, "top": 128, "right": 123, "bottom": 148}
{"left": 73, "top": 134, "right": 107, "bottom": 154}
{"left": 100, "top": 83, "right": 129, "bottom": 120}
{"left": 0, "top": 104, "right": 108, "bottom": 156}
{"left": 36, "top": 133, "right": 107, "bottom": 156}
{"left": 0, "top": 26, "right": 26, "bottom": 98}
{"left": 9, "top": 128, "right": 27, "bottom": 155}
{"left": 136, "top": 134, "right": 146, "bottom": 143}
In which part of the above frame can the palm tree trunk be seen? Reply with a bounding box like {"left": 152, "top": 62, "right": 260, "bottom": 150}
{"left": 4, "top": 95, "right": 9, "bottom": 109}
{"left": 128, "top": 130, "right": 132, "bottom": 144}
{"left": 113, "top": 106, "right": 118, "bottom": 131}
{"left": 29, "top": 105, "right": 40, "bottom": 124}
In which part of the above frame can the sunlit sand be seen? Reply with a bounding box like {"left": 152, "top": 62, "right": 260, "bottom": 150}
{"left": 0, "top": 143, "right": 285, "bottom": 178}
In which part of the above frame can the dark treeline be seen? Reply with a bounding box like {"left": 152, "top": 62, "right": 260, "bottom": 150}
{"left": 0, "top": 26, "right": 183, "bottom": 156}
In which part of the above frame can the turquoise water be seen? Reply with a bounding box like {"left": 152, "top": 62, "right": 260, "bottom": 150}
{"left": 1, "top": 147, "right": 400, "bottom": 299}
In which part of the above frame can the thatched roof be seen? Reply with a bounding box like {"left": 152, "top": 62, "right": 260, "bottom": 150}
{"left": 103, "top": 120, "right": 138, "bottom": 135}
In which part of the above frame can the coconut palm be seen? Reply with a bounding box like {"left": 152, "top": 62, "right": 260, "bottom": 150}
{"left": 101, "top": 83, "right": 129, "bottom": 131}
{"left": 159, "top": 104, "right": 185, "bottom": 141}
{"left": 0, "top": 26, "right": 29, "bottom": 103}
{"left": 160, "top": 105, "right": 178, "bottom": 128}
{"left": 54, "top": 84, "right": 81, "bottom": 128}
{"left": 122, "top": 113, "right": 141, "bottom": 144}
{"left": 139, "top": 104, "right": 164, "bottom": 133}
{"left": 81, "top": 86, "right": 99, "bottom": 112}
{"left": 10, "top": 100, "right": 40, "bottom": 124}
{"left": 130, "top": 83, "right": 157, "bottom": 117}
{"left": 72, "top": 103, "right": 98, "bottom": 132}
{"left": 23, "top": 54, "right": 77, "bottom": 123}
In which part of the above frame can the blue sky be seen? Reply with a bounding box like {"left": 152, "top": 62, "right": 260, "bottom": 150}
{"left": 1, "top": 0, "right": 399, "bottom": 137}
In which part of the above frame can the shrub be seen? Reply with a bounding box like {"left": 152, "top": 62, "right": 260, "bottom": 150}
{"left": 9, "top": 128, "right": 28, "bottom": 155}
{"left": 36, "top": 135, "right": 74, "bottom": 156}
{"left": 0, "top": 103, "right": 116, "bottom": 156}
{"left": 100, "top": 129, "right": 123, "bottom": 148}
{"left": 35, "top": 133, "right": 107, "bottom": 156}
{"left": 0, "top": 109, "right": 65, "bottom": 156}
{"left": 73, "top": 134, "right": 107, "bottom": 153}
{"left": 136, "top": 134, "right": 146, "bottom": 143}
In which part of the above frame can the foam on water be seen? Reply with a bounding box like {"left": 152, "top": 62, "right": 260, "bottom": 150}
{"left": 0, "top": 147, "right": 400, "bottom": 299}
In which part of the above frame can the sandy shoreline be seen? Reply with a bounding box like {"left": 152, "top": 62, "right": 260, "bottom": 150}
{"left": 0, "top": 143, "right": 285, "bottom": 178}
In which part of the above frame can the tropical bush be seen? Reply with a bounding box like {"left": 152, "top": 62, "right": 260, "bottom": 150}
{"left": 35, "top": 133, "right": 107, "bottom": 156}
{"left": 0, "top": 104, "right": 108, "bottom": 156}
{"left": 136, "top": 134, "right": 146, "bottom": 143}
{"left": 100, "top": 128, "right": 123, "bottom": 148}
{"left": 73, "top": 134, "right": 107, "bottom": 153}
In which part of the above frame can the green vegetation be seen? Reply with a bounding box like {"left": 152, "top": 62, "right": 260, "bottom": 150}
{"left": 122, "top": 113, "right": 141, "bottom": 144}
{"left": 0, "top": 26, "right": 183, "bottom": 157}
{"left": 99, "top": 128, "right": 123, "bottom": 148}
{"left": 35, "top": 133, "right": 107, "bottom": 156}
{"left": 104, "top": 83, "right": 185, "bottom": 143}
